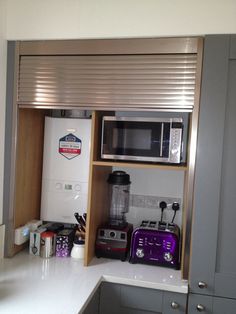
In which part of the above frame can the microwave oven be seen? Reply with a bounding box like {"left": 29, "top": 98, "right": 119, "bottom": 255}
{"left": 101, "top": 116, "right": 184, "bottom": 164}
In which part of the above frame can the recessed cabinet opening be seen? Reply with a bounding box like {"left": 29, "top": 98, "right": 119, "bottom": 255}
{"left": 9, "top": 108, "right": 188, "bottom": 277}
{"left": 4, "top": 37, "right": 203, "bottom": 280}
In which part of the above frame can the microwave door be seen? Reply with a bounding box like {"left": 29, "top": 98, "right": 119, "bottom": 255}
{"left": 120, "top": 121, "right": 163, "bottom": 162}
{"left": 101, "top": 118, "right": 174, "bottom": 163}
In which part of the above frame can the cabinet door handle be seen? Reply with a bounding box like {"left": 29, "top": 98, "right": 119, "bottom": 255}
{"left": 171, "top": 301, "right": 179, "bottom": 309}
{"left": 198, "top": 281, "right": 207, "bottom": 289}
{"left": 196, "top": 304, "right": 205, "bottom": 312}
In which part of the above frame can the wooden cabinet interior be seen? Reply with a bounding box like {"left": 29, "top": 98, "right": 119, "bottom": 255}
{"left": 85, "top": 165, "right": 111, "bottom": 265}
{"left": 12, "top": 109, "right": 189, "bottom": 273}
{"left": 13, "top": 108, "right": 48, "bottom": 254}
{"left": 85, "top": 111, "right": 112, "bottom": 265}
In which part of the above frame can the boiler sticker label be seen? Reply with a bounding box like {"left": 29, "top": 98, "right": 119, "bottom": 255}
{"left": 59, "top": 133, "right": 82, "bottom": 160}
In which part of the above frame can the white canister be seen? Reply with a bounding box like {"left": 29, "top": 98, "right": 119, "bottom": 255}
{"left": 71, "top": 238, "right": 85, "bottom": 259}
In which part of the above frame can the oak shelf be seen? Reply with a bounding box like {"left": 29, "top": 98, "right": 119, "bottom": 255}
{"left": 92, "top": 160, "right": 188, "bottom": 171}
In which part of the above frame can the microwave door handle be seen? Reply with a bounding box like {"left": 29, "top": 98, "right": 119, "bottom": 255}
{"left": 160, "top": 123, "right": 164, "bottom": 157}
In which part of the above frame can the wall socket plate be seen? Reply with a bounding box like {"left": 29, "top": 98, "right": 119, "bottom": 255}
{"left": 130, "top": 194, "right": 181, "bottom": 210}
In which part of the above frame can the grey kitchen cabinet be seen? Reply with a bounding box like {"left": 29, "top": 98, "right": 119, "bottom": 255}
{"left": 189, "top": 34, "right": 236, "bottom": 312}
{"left": 82, "top": 287, "right": 100, "bottom": 314}
{"left": 188, "top": 294, "right": 213, "bottom": 314}
{"left": 212, "top": 298, "right": 236, "bottom": 314}
{"left": 99, "top": 282, "right": 187, "bottom": 314}
{"left": 188, "top": 295, "right": 236, "bottom": 314}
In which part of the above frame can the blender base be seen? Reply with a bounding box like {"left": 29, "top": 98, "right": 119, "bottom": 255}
{"left": 95, "top": 223, "right": 133, "bottom": 261}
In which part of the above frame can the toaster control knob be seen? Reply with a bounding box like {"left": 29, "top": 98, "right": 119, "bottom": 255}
{"left": 136, "top": 248, "right": 144, "bottom": 258}
{"left": 164, "top": 252, "right": 173, "bottom": 262}
{"left": 109, "top": 231, "right": 116, "bottom": 238}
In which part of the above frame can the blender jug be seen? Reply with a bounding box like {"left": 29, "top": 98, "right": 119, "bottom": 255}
{"left": 107, "top": 171, "right": 131, "bottom": 227}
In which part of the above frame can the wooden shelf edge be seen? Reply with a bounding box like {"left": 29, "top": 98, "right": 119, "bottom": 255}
{"left": 92, "top": 160, "right": 188, "bottom": 171}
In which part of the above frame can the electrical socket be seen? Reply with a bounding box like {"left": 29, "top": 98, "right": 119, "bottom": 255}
{"left": 130, "top": 194, "right": 181, "bottom": 210}
{"left": 130, "top": 194, "right": 146, "bottom": 208}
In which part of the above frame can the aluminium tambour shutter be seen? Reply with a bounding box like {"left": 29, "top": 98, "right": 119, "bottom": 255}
{"left": 18, "top": 54, "right": 197, "bottom": 110}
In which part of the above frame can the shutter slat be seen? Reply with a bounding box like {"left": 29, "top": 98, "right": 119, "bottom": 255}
{"left": 18, "top": 54, "right": 198, "bottom": 109}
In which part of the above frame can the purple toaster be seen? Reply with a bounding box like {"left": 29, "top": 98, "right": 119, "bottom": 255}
{"left": 129, "top": 221, "right": 180, "bottom": 269}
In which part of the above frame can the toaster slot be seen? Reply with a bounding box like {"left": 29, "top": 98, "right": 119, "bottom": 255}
{"left": 140, "top": 220, "right": 149, "bottom": 227}
{"left": 149, "top": 221, "right": 157, "bottom": 228}
{"left": 158, "top": 221, "right": 167, "bottom": 230}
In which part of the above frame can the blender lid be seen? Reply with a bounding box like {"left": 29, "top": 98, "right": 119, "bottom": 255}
{"left": 107, "top": 171, "right": 131, "bottom": 185}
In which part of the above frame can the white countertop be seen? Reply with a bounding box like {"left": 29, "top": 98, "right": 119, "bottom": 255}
{"left": 0, "top": 251, "right": 188, "bottom": 314}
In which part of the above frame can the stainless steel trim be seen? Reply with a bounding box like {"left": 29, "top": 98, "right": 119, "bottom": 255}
{"left": 101, "top": 154, "right": 178, "bottom": 163}
{"left": 160, "top": 123, "right": 164, "bottom": 157}
{"left": 18, "top": 103, "right": 193, "bottom": 112}
{"left": 182, "top": 38, "right": 204, "bottom": 279}
{"left": 19, "top": 37, "right": 200, "bottom": 55}
{"left": 102, "top": 116, "right": 183, "bottom": 123}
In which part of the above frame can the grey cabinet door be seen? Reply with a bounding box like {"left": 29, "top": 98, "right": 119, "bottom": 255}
{"left": 163, "top": 291, "right": 187, "bottom": 314}
{"left": 99, "top": 282, "right": 121, "bottom": 314}
{"left": 120, "top": 284, "right": 163, "bottom": 313}
{"left": 188, "top": 294, "right": 236, "bottom": 314}
{"left": 212, "top": 297, "right": 236, "bottom": 314}
{"left": 99, "top": 282, "right": 187, "bottom": 314}
{"left": 188, "top": 294, "right": 213, "bottom": 314}
{"left": 82, "top": 287, "right": 100, "bottom": 314}
{"left": 189, "top": 34, "right": 236, "bottom": 299}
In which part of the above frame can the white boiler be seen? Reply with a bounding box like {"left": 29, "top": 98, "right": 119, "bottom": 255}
{"left": 40, "top": 117, "right": 92, "bottom": 224}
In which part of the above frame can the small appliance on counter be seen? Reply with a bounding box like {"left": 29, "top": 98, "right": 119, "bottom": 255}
{"left": 95, "top": 223, "right": 133, "bottom": 261}
{"left": 29, "top": 222, "right": 64, "bottom": 257}
{"left": 55, "top": 229, "right": 75, "bottom": 257}
{"left": 40, "top": 231, "right": 55, "bottom": 258}
{"left": 129, "top": 220, "right": 180, "bottom": 269}
{"left": 71, "top": 237, "right": 85, "bottom": 259}
{"left": 95, "top": 171, "right": 133, "bottom": 261}
{"left": 29, "top": 227, "right": 47, "bottom": 256}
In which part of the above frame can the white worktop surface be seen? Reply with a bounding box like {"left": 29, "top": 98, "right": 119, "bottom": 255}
{"left": 0, "top": 251, "right": 188, "bottom": 314}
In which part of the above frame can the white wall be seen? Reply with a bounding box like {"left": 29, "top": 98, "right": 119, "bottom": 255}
{"left": 5, "top": 0, "right": 236, "bottom": 40}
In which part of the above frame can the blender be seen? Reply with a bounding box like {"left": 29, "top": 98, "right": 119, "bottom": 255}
{"left": 95, "top": 171, "right": 133, "bottom": 261}
{"left": 107, "top": 170, "right": 130, "bottom": 227}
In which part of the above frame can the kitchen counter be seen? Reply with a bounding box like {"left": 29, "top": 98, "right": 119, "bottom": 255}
{"left": 0, "top": 251, "right": 188, "bottom": 314}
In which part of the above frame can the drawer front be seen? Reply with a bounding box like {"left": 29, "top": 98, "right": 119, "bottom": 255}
{"left": 188, "top": 294, "right": 213, "bottom": 314}
{"left": 163, "top": 291, "right": 187, "bottom": 314}
{"left": 212, "top": 297, "right": 236, "bottom": 314}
